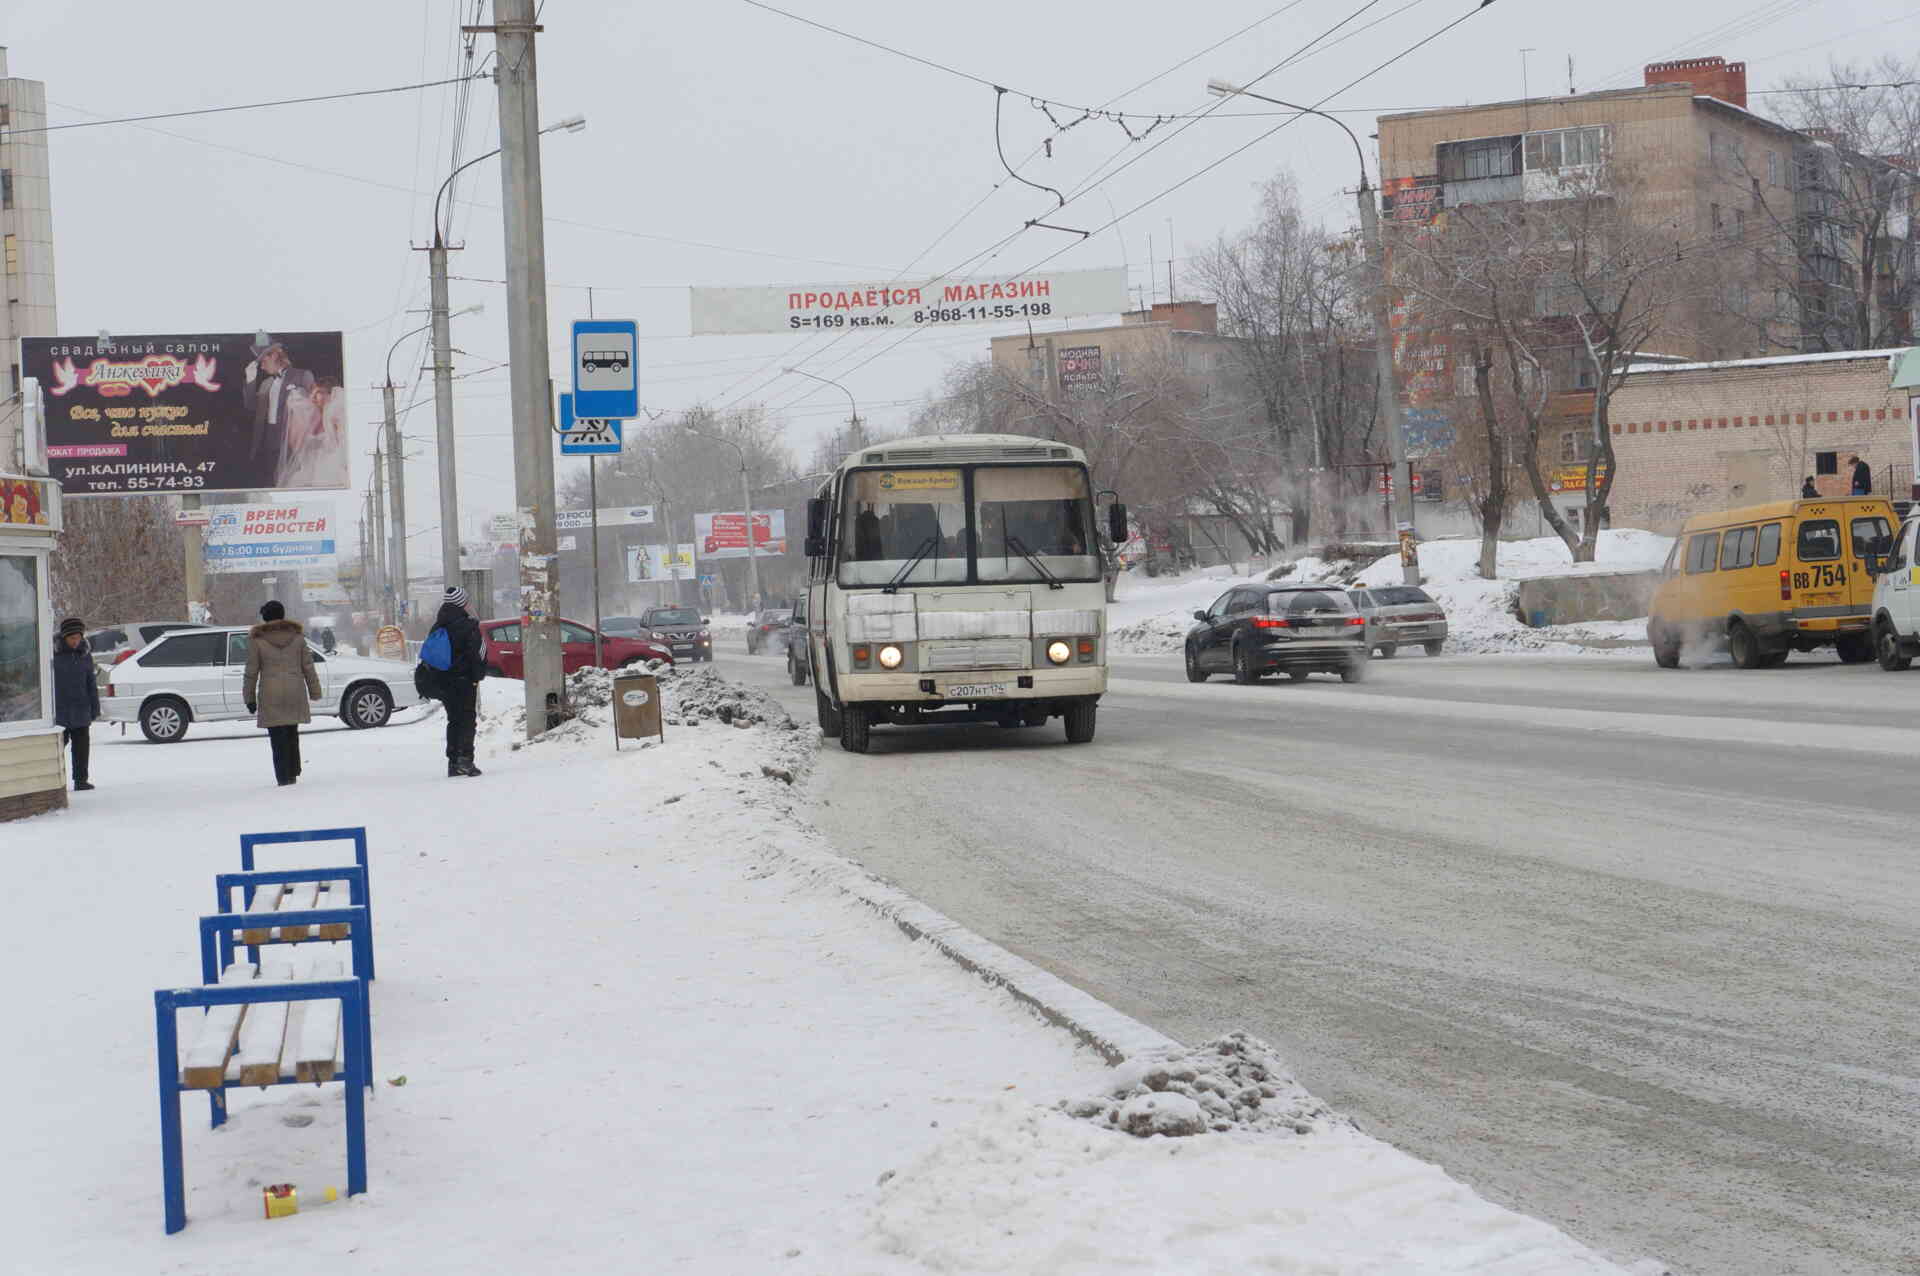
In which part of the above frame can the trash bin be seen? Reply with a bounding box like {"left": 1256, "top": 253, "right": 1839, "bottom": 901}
{"left": 612, "top": 669, "right": 664, "bottom": 746}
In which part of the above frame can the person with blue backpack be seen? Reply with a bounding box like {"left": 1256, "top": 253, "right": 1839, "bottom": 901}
{"left": 420, "top": 585, "right": 486, "bottom": 777}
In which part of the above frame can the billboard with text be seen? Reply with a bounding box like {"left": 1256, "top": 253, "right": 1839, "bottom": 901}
{"left": 693, "top": 510, "right": 787, "bottom": 559}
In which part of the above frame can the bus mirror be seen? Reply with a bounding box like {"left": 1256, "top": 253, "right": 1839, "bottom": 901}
{"left": 804, "top": 535, "right": 825, "bottom": 559}
{"left": 1107, "top": 501, "right": 1129, "bottom": 545}
{"left": 806, "top": 498, "right": 829, "bottom": 542}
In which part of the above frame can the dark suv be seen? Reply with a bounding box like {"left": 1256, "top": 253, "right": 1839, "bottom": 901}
{"left": 1185, "top": 583, "right": 1369, "bottom": 684}
{"left": 636, "top": 606, "right": 711, "bottom": 662}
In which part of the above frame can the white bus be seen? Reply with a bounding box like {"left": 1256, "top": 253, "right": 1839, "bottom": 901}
{"left": 800, "top": 433, "right": 1126, "bottom": 753}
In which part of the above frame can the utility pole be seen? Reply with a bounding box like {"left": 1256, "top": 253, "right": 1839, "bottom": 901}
{"left": 487, "top": 0, "right": 564, "bottom": 735}
{"left": 180, "top": 493, "right": 208, "bottom": 624}
{"left": 428, "top": 242, "right": 461, "bottom": 593}
{"left": 382, "top": 382, "right": 410, "bottom": 626}
{"left": 371, "top": 443, "right": 390, "bottom": 625}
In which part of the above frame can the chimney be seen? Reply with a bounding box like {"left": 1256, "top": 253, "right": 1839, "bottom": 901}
{"left": 1149, "top": 301, "right": 1217, "bottom": 334}
{"left": 1644, "top": 56, "right": 1747, "bottom": 109}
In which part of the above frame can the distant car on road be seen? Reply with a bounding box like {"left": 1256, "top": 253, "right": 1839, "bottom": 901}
{"left": 101, "top": 625, "right": 419, "bottom": 742}
{"left": 785, "top": 596, "right": 810, "bottom": 686}
{"left": 1185, "top": 583, "right": 1369, "bottom": 684}
{"left": 1346, "top": 585, "right": 1448, "bottom": 657}
{"left": 746, "top": 607, "right": 793, "bottom": 655}
{"left": 479, "top": 618, "right": 672, "bottom": 679}
{"left": 631, "top": 606, "right": 712, "bottom": 662}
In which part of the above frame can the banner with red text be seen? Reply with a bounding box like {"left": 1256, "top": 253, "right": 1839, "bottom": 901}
{"left": 21, "top": 331, "right": 348, "bottom": 495}
{"left": 693, "top": 510, "right": 787, "bottom": 560}
{"left": 203, "top": 500, "right": 338, "bottom": 573}
{"left": 689, "top": 268, "right": 1128, "bottom": 336}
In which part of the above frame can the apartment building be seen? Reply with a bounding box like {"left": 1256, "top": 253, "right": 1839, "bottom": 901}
{"left": 1, "top": 47, "right": 58, "bottom": 470}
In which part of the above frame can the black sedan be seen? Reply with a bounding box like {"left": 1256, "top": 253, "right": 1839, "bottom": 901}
{"left": 1185, "top": 583, "right": 1369, "bottom": 684}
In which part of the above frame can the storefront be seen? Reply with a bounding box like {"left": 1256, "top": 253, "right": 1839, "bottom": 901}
{"left": 0, "top": 473, "right": 67, "bottom": 821}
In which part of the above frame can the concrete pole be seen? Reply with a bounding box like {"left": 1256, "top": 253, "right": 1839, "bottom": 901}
{"left": 180, "top": 493, "right": 208, "bottom": 624}
{"left": 383, "top": 382, "right": 410, "bottom": 626}
{"left": 429, "top": 241, "right": 462, "bottom": 590}
{"left": 741, "top": 458, "right": 761, "bottom": 613}
{"left": 371, "top": 444, "right": 390, "bottom": 624}
{"left": 1359, "top": 182, "right": 1422, "bottom": 586}
{"left": 492, "top": 0, "right": 564, "bottom": 736}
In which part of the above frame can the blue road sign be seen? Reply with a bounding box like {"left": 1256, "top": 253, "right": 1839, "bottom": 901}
{"left": 558, "top": 392, "right": 623, "bottom": 455}
{"left": 570, "top": 318, "right": 639, "bottom": 418}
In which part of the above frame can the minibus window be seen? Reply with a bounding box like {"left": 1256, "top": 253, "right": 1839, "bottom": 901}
{"left": 1755, "top": 522, "right": 1781, "bottom": 566}
{"left": 1686, "top": 531, "right": 1721, "bottom": 574}
{"left": 1850, "top": 516, "right": 1891, "bottom": 558}
{"left": 1719, "top": 526, "right": 1756, "bottom": 570}
{"left": 1796, "top": 520, "right": 1841, "bottom": 562}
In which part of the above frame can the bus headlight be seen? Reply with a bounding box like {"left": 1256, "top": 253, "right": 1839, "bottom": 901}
{"left": 878, "top": 644, "right": 904, "bottom": 669}
{"left": 1046, "top": 640, "right": 1072, "bottom": 665}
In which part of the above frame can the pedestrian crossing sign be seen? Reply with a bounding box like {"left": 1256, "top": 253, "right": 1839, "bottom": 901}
{"left": 559, "top": 392, "right": 623, "bottom": 455}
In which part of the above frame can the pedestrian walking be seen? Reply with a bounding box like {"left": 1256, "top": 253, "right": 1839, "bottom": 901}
{"left": 242, "top": 600, "right": 321, "bottom": 787}
{"left": 427, "top": 585, "right": 486, "bottom": 777}
{"left": 51, "top": 617, "right": 99, "bottom": 791}
{"left": 1849, "top": 454, "right": 1872, "bottom": 496}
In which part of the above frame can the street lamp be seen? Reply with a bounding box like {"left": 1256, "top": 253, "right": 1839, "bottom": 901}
{"left": 1206, "top": 78, "right": 1420, "bottom": 584}
{"left": 681, "top": 422, "right": 761, "bottom": 614}
{"left": 781, "top": 366, "right": 860, "bottom": 433}
{"left": 425, "top": 113, "right": 586, "bottom": 597}
{"left": 380, "top": 307, "right": 482, "bottom": 623}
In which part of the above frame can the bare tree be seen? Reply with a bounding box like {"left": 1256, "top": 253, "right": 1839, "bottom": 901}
{"left": 49, "top": 497, "right": 188, "bottom": 621}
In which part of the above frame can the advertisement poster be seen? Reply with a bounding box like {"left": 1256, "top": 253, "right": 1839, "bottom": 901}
{"left": 1548, "top": 461, "right": 1611, "bottom": 493}
{"left": 693, "top": 510, "right": 787, "bottom": 559}
{"left": 203, "top": 500, "right": 338, "bottom": 574}
{"left": 690, "top": 268, "right": 1127, "bottom": 335}
{"left": 1058, "top": 346, "right": 1104, "bottom": 398}
{"left": 626, "top": 543, "right": 696, "bottom": 582}
{"left": 21, "top": 331, "right": 348, "bottom": 495}
{"left": 556, "top": 505, "right": 655, "bottom": 530}
{"left": 0, "top": 476, "right": 59, "bottom": 528}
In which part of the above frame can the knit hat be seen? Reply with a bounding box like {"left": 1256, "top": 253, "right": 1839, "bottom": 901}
{"left": 444, "top": 585, "right": 470, "bottom": 609}
{"left": 259, "top": 600, "right": 286, "bottom": 622}
{"left": 59, "top": 617, "right": 84, "bottom": 639}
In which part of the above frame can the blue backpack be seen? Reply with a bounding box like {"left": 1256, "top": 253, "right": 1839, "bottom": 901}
{"left": 419, "top": 626, "right": 454, "bottom": 672}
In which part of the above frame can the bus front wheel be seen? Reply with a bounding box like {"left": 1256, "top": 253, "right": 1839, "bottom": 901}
{"left": 839, "top": 704, "right": 872, "bottom": 753}
{"left": 1063, "top": 699, "right": 1097, "bottom": 744}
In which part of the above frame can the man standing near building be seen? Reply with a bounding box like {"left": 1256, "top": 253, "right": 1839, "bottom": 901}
{"left": 429, "top": 586, "right": 486, "bottom": 778}
{"left": 1849, "top": 454, "right": 1872, "bottom": 496}
{"left": 51, "top": 618, "right": 98, "bottom": 791}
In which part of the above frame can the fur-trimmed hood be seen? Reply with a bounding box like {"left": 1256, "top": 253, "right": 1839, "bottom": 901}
{"left": 249, "top": 617, "right": 307, "bottom": 648}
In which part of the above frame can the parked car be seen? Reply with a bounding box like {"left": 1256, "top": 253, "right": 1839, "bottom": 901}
{"left": 633, "top": 606, "right": 712, "bottom": 662}
{"left": 87, "top": 620, "right": 204, "bottom": 673}
{"left": 745, "top": 607, "right": 793, "bottom": 654}
{"left": 479, "top": 618, "right": 672, "bottom": 679}
{"left": 602, "top": 615, "right": 646, "bottom": 638}
{"left": 786, "top": 596, "right": 810, "bottom": 686}
{"left": 1346, "top": 585, "right": 1448, "bottom": 657}
{"left": 1185, "top": 583, "right": 1369, "bottom": 684}
{"left": 100, "top": 626, "right": 421, "bottom": 743}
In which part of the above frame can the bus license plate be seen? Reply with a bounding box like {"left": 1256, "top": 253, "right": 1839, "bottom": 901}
{"left": 943, "top": 681, "right": 1007, "bottom": 698}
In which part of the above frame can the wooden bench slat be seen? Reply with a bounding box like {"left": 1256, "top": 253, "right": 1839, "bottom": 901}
{"left": 317, "top": 881, "right": 353, "bottom": 940}
{"left": 239, "top": 884, "right": 286, "bottom": 946}
{"left": 291, "top": 959, "right": 345, "bottom": 1083}
{"left": 182, "top": 964, "right": 257, "bottom": 1089}
{"left": 274, "top": 882, "right": 322, "bottom": 942}
{"left": 232, "top": 962, "right": 296, "bottom": 1086}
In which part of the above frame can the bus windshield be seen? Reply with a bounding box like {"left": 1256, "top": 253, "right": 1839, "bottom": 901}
{"left": 838, "top": 464, "right": 1097, "bottom": 587}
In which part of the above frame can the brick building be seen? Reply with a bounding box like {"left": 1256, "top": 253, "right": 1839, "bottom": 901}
{"left": 1605, "top": 348, "right": 1913, "bottom": 532}
{"left": 2, "top": 47, "right": 59, "bottom": 470}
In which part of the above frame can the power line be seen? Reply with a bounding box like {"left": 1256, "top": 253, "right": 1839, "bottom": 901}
{"left": 4, "top": 73, "right": 488, "bottom": 138}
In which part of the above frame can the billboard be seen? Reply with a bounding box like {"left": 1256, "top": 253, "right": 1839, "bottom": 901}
{"left": 690, "top": 267, "right": 1128, "bottom": 336}
{"left": 1058, "top": 345, "right": 1103, "bottom": 398}
{"left": 556, "top": 505, "right": 655, "bottom": 530}
{"left": 626, "top": 543, "right": 695, "bottom": 582}
{"left": 1382, "top": 175, "right": 1444, "bottom": 225}
{"left": 203, "top": 501, "right": 338, "bottom": 574}
{"left": 21, "top": 331, "right": 348, "bottom": 495}
{"left": 693, "top": 510, "right": 786, "bottom": 559}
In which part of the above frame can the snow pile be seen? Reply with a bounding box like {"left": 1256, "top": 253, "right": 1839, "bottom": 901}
{"left": 1059, "top": 1032, "right": 1345, "bottom": 1138}
{"left": 1109, "top": 532, "right": 1672, "bottom": 657}
{"left": 662, "top": 664, "right": 797, "bottom": 730}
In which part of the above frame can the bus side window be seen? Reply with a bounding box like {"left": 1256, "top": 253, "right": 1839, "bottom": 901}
{"left": 1686, "top": 531, "right": 1721, "bottom": 574}
{"left": 1755, "top": 522, "right": 1781, "bottom": 566}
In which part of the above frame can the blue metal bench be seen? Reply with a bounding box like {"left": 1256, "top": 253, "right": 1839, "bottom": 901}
{"left": 237, "top": 827, "right": 376, "bottom": 977}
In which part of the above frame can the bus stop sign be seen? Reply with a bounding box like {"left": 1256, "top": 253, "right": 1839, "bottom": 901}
{"left": 570, "top": 319, "right": 639, "bottom": 419}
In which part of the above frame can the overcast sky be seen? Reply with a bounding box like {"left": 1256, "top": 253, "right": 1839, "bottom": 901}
{"left": 5, "top": 0, "right": 1909, "bottom": 569}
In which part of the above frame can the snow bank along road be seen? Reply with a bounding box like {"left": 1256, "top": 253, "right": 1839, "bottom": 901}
{"left": 738, "top": 650, "right": 1920, "bottom": 1276}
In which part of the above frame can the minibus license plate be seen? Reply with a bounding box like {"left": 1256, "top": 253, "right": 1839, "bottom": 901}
{"left": 943, "top": 681, "right": 1007, "bottom": 699}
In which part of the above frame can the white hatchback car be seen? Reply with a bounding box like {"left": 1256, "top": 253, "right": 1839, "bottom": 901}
{"left": 101, "top": 625, "right": 421, "bottom": 742}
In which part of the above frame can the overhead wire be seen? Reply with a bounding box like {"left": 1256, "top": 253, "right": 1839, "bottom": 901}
{"left": 4, "top": 74, "right": 487, "bottom": 138}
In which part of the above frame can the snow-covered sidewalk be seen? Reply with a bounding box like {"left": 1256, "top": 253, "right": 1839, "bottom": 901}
{"left": 3, "top": 670, "right": 1647, "bottom": 1274}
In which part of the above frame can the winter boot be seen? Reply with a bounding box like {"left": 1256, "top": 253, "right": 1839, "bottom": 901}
{"left": 448, "top": 758, "right": 464, "bottom": 778}
{"left": 458, "top": 755, "right": 484, "bottom": 777}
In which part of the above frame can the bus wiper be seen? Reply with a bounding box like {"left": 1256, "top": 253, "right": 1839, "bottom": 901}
{"left": 1006, "top": 536, "right": 1065, "bottom": 590}
{"left": 883, "top": 537, "right": 939, "bottom": 594}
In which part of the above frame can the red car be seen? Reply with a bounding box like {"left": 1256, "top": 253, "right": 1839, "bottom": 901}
{"left": 479, "top": 618, "right": 673, "bottom": 678}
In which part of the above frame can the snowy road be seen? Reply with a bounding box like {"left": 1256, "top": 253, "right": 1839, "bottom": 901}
{"left": 734, "top": 648, "right": 1920, "bottom": 1276}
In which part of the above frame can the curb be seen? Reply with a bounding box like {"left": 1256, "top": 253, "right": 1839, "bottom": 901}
{"left": 765, "top": 833, "right": 1180, "bottom": 1066}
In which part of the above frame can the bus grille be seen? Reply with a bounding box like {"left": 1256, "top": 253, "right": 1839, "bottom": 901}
{"left": 922, "top": 640, "right": 1027, "bottom": 671}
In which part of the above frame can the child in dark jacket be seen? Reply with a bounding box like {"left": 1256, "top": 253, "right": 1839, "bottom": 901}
{"left": 51, "top": 617, "right": 100, "bottom": 791}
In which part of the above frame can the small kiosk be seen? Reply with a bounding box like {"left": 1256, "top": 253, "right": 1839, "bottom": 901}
{"left": 0, "top": 472, "right": 67, "bottom": 821}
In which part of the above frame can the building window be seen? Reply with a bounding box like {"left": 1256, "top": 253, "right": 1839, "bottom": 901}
{"left": 2, "top": 234, "right": 16, "bottom": 275}
{"left": 1523, "top": 126, "right": 1606, "bottom": 172}
{"left": 1437, "top": 135, "right": 1521, "bottom": 182}
{"left": 0, "top": 170, "right": 11, "bottom": 211}
{"left": 0, "top": 556, "right": 45, "bottom": 727}
{"left": 1734, "top": 207, "right": 1746, "bottom": 239}
{"left": 1560, "top": 431, "right": 1597, "bottom": 464}
{"left": 1766, "top": 149, "right": 1780, "bottom": 186}
{"left": 1711, "top": 203, "right": 1724, "bottom": 233}
{"left": 1815, "top": 451, "right": 1838, "bottom": 476}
